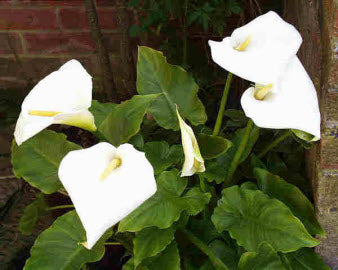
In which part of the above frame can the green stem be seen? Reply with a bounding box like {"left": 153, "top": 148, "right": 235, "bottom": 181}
{"left": 224, "top": 119, "right": 254, "bottom": 187}
{"left": 104, "top": 242, "right": 121, "bottom": 246}
{"left": 213, "top": 72, "right": 233, "bottom": 136}
{"left": 182, "top": 230, "right": 230, "bottom": 270}
{"left": 257, "top": 130, "right": 292, "bottom": 158}
{"left": 182, "top": 0, "right": 188, "bottom": 66}
{"left": 47, "top": 204, "right": 74, "bottom": 211}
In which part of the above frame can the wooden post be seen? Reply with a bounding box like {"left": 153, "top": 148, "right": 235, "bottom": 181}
{"left": 284, "top": 0, "right": 338, "bottom": 268}
{"left": 83, "top": 0, "right": 117, "bottom": 101}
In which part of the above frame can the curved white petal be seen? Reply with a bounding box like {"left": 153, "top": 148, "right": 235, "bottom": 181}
{"left": 14, "top": 112, "right": 54, "bottom": 145}
{"left": 209, "top": 11, "right": 302, "bottom": 84}
{"left": 177, "top": 108, "right": 205, "bottom": 177}
{"left": 22, "top": 59, "right": 92, "bottom": 112}
{"left": 58, "top": 142, "right": 157, "bottom": 249}
{"left": 241, "top": 57, "right": 321, "bottom": 138}
{"left": 54, "top": 109, "right": 96, "bottom": 132}
{"left": 14, "top": 60, "right": 94, "bottom": 145}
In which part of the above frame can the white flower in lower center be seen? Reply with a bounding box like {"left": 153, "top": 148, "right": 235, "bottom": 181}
{"left": 58, "top": 142, "right": 157, "bottom": 249}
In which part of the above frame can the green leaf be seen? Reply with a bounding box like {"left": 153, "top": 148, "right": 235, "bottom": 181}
{"left": 198, "top": 134, "right": 232, "bottom": 160}
{"left": 89, "top": 100, "right": 117, "bottom": 128}
{"left": 280, "top": 248, "right": 330, "bottom": 270}
{"left": 11, "top": 130, "right": 82, "bottom": 194}
{"left": 134, "top": 226, "right": 175, "bottom": 267}
{"left": 211, "top": 186, "right": 320, "bottom": 252}
{"left": 238, "top": 242, "right": 286, "bottom": 270}
{"left": 136, "top": 46, "right": 207, "bottom": 130}
{"left": 122, "top": 258, "right": 149, "bottom": 270}
{"left": 291, "top": 129, "right": 317, "bottom": 142}
{"left": 254, "top": 168, "right": 326, "bottom": 237}
{"left": 144, "top": 141, "right": 183, "bottom": 174}
{"left": 24, "top": 210, "right": 112, "bottom": 270}
{"left": 118, "top": 169, "right": 210, "bottom": 232}
{"left": 240, "top": 182, "right": 258, "bottom": 190}
{"left": 250, "top": 154, "right": 267, "bottom": 170}
{"left": 99, "top": 95, "right": 157, "bottom": 146}
{"left": 129, "top": 133, "right": 144, "bottom": 150}
{"left": 224, "top": 109, "right": 248, "bottom": 128}
{"left": 19, "top": 193, "right": 48, "bottom": 235}
{"left": 203, "top": 125, "right": 259, "bottom": 183}
{"left": 188, "top": 219, "right": 219, "bottom": 244}
{"left": 202, "top": 240, "right": 240, "bottom": 270}
{"left": 142, "top": 241, "right": 180, "bottom": 270}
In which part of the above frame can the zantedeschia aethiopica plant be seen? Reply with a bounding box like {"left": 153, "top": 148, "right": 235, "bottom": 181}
{"left": 10, "top": 10, "right": 328, "bottom": 270}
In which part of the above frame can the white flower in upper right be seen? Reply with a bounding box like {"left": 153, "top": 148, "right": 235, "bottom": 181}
{"left": 209, "top": 11, "right": 321, "bottom": 139}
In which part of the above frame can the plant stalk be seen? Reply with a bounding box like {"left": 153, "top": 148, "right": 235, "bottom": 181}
{"left": 257, "top": 130, "right": 292, "bottom": 158}
{"left": 213, "top": 72, "right": 233, "bottom": 136}
{"left": 104, "top": 242, "right": 121, "bottom": 246}
{"left": 182, "top": 0, "right": 188, "bottom": 67}
{"left": 47, "top": 204, "right": 74, "bottom": 211}
{"left": 182, "top": 230, "right": 230, "bottom": 270}
{"left": 224, "top": 119, "right": 254, "bottom": 187}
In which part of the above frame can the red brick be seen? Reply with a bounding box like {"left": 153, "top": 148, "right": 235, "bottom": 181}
{"left": 0, "top": 8, "right": 58, "bottom": 30}
{"left": 59, "top": 8, "right": 118, "bottom": 30}
{"left": 23, "top": 32, "right": 96, "bottom": 54}
{"left": 7, "top": 0, "right": 115, "bottom": 6}
{"left": 0, "top": 33, "right": 22, "bottom": 54}
{"left": 23, "top": 32, "right": 120, "bottom": 54}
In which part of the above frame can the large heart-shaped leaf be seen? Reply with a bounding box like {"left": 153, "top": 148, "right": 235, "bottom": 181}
{"left": 197, "top": 134, "right": 232, "bottom": 160}
{"left": 279, "top": 248, "right": 330, "bottom": 270}
{"left": 134, "top": 226, "right": 175, "bottom": 267}
{"left": 137, "top": 46, "right": 207, "bottom": 130}
{"left": 144, "top": 141, "right": 183, "bottom": 174}
{"left": 11, "top": 130, "right": 82, "bottom": 194}
{"left": 238, "top": 242, "right": 285, "bottom": 270}
{"left": 254, "top": 168, "right": 325, "bottom": 237}
{"left": 24, "top": 210, "right": 112, "bottom": 270}
{"left": 142, "top": 241, "right": 180, "bottom": 270}
{"left": 203, "top": 125, "right": 259, "bottom": 183}
{"left": 99, "top": 94, "right": 157, "bottom": 146}
{"left": 89, "top": 100, "right": 117, "bottom": 127}
{"left": 118, "top": 169, "right": 211, "bottom": 232}
{"left": 19, "top": 193, "right": 48, "bottom": 235}
{"left": 211, "top": 186, "right": 320, "bottom": 252}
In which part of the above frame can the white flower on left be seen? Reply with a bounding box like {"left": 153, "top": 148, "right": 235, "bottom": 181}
{"left": 58, "top": 142, "right": 157, "bottom": 249}
{"left": 14, "top": 60, "right": 96, "bottom": 146}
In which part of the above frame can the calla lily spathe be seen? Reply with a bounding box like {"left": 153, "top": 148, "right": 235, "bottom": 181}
{"left": 58, "top": 142, "right": 157, "bottom": 249}
{"left": 209, "top": 11, "right": 321, "bottom": 139}
{"left": 208, "top": 11, "right": 302, "bottom": 84}
{"left": 176, "top": 107, "right": 205, "bottom": 177}
{"left": 241, "top": 57, "right": 321, "bottom": 138}
{"left": 14, "top": 60, "right": 96, "bottom": 146}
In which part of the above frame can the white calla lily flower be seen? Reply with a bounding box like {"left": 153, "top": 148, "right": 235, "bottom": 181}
{"left": 208, "top": 11, "right": 302, "bottom": 84}
{"left": 14, "top": 60, "right": 96, "bottom": 146}
{"left": 58, "top": 142, "right": 157, "bottom": 249}
{"left": 209, "top": 11, "right": 321, "bottom": 139}
{"left": 176, "top": 107, "right": 205, "bottom": 177}
{"left": 241, "top": 57, "right": 321, "bottom": 139}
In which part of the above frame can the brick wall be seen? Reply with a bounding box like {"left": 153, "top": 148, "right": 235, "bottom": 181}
{"left": 0, "top": 0, "right": 134, "bottom": 95}
{"left": 314, "top": 0, "right": 338, "bottom": 268}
